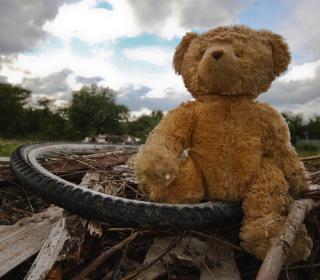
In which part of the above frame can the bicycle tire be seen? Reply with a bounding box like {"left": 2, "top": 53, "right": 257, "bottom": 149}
{"left": 10, "top": 143, "right": 242, "bottom": 230}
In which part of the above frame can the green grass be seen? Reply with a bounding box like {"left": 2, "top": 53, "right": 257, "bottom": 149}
{"left": 295, "top": 142, "right": 320, "bottom": 158}
{"left": 0, "top": 139, "right": 24, "bottom": 157}
{"left": 297, "top": 149, "right": 319, "bottom": 158}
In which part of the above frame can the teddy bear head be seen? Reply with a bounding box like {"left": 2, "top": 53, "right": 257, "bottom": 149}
{"left": 173, "top": 25, "right": 291, "bottom": 99}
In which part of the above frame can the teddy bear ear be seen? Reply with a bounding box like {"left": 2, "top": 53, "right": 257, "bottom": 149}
{"left": 173, "top": 32, "right": 198, "bottom": 75}
{"left": 260, "top": 30, "right": 291, "bottom": 76}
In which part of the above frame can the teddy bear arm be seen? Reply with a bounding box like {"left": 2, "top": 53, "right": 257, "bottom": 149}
{"left": 134, "top": 103, "right": 196, "bottom": 189}
{"left": 145, "top": 104, "right": 195, "bottom": 155}
{"left": 262, "top": 106, "right": 309, "bottom": 196}
{"left": 274, "top": 139, "right": 309, "bottom": 196}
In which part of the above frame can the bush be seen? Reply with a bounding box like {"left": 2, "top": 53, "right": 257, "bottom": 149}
{"left": 0, "top": 142, "right": 20, "bottom": 157}
{"left": 295, "top": 143, "right": 319, "bottom": 152}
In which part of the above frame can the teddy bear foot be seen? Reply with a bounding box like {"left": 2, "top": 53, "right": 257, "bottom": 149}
{"left": 146, "top": 157, "right": 205, "bottom": 204}
{"left": 240, "top": 216, "right": 312, "bottom": 264}
{"left": 285, "top": 224, "right": 313, "bottom": 264}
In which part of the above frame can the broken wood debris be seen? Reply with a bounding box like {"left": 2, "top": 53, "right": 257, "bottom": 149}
{"left": 1, "top": 150, "right": 320, "bottom": 279}
{"left": 73, "top": 231, "right": 141, "bottom": 280}
{"left": 0, "top": 206, "right": 63, "bottom": 277}
{"left": 25, "top": 172, "right": 105, "bottom": 280}
{"left": 134, "top": 233, "right": 241, "bottom": 280}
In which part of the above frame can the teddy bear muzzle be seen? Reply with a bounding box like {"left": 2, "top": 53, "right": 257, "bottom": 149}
{"left": 198, "top": 45, "right": 240, "bottom": 92}
{"left": 211, "top": 50, "right": 224, "bottom": 59}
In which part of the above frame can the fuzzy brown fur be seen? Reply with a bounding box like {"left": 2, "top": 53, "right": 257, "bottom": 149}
{"left": 134, "top": 25, "right": 312, "bottom": 263}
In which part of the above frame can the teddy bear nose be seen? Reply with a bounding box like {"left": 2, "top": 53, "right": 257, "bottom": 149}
{"left": 211, "top": 50, "right": 224, "bottom": 60}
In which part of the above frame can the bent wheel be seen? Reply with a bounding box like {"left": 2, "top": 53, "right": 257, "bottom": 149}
{"left": 10, "top": 143, "right": 242, "bottom": 230}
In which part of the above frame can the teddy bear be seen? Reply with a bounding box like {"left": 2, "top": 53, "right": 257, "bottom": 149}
{"left": 134, "top": 25, "right": 312, "bottom": 264}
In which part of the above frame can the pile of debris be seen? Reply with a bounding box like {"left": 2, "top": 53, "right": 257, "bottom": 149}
{"left": 1, "top": 152, "right": 320, "bottom": 279}
{"left": 83, "top": 134, "right": 141, "bottom": 145}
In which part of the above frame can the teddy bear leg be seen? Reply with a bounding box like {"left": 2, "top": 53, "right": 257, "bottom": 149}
{"left": 240, "top": 159, "right": 312, "bottom": 264}
{"left": 240, "top": 215, "right": 312, "bottom": 264}
{"left": 147, "top": 157, "right": 205, "bottom": 203}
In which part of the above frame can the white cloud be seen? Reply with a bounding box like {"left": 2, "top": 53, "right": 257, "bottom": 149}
{"left": 131, "top": 108, "right": 152, "bottom": 118}
{"left": 21, "top": 68, "right": 73, "bottom": 99}
{"left": 0, "top": 38, "right": 190, "bottom": 112}
{"left": 0, "top": 46, "right": 121, "bottom": 87}
{"left": 127, "top": 0, "right": 251, "bottom": 38}
{"left": 43, "top": 0, "right": 140, "bottom": 44}
{"left": 75, "top": 75, "right": 104, "bottom": 85}
{"left": 260, "top": 61, "right": 320, "bottom": 117}
{"left": 117, "top": 83, "right": 190, "bottom": 112}
{"left": 2, "top": 0, "right": 319, "bottom": 118}
{"left": 43, "top": 0, "right": 251, "bottom": 44}
{"left": 91, "top": 47, "right": 114, "bottom": 60}
{"left": 280, "top": 60, "right": 320, "bottom": 82}
{"left": 0, "top": 0, "right": 253, "bottom": 112}
{"left": 0, "top": 75, "right": 7, "bottom": 83}
{"left": 123, "top": 47, "right": 173, "bottom": 66}
{"left": 0, "top": 63, "right": 25, "bottom": 84}
{"left": 290, "top": 97, "right": 320, "bottom": 118}
{"left": 280, "top": 0, "right": 320, "bottom": 61}
{"left": 0, "top": 0, "right": 80, "bottom": 55}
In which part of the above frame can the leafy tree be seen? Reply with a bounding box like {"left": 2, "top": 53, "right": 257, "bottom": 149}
{"left": 127, "top": 111, "right": 163, "bottom": 142}
{"left": 23, "top": 107, "right": 71, "bottom": 140}
{"left": 37, "top": 97, "right": 53, "bottom": 112}
{"left": 282, "top": 112, "right": 306, "bottom": 144}
{"left": 68, "top": 85, "right": 129, "bottom": 137}
{"left": 307, "top": 116, "right": 320, "bottom": 139}
{"left": 0, "top": 83, "right": 31, "bottom": 137}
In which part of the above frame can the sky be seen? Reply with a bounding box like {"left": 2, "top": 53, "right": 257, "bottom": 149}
{"left": 0, "top": 0, "right": 319, "bottom": 117}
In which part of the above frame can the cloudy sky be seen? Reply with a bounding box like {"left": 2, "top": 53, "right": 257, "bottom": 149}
{"left": 0, "top": 0, "right": 319, "bottom": 117}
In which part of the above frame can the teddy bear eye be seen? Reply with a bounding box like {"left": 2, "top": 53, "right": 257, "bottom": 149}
{"left": 234, "top": 49, "right": 244, "bottom": 58}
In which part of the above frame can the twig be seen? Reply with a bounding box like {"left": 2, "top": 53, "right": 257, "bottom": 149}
{"left": 121, "top": 233, "right": 185, "bottom": 280}
{"left": 72, "top": 231, "right": 141, "bottom": 280}
{"left": 198, "top": 258, "right": 215, "bottom": 278}
{"left": 82, "top": 150, "right": 136, "bottom": 159}
{"left": 189, "top": 231, "right": 244, "bottom": 252}
{"left": 285, "top": 262, "right": 320, "bottom": 270}
{"left": 10, "top": 207, "right": 34, "bottom": 216}
{"left": 112, "top": 230, "right": 135, "bottom": 280}
{"left": 300, "top": 155, "right": 320, "bottom": 161}
{"left": 310, "top": 171, "right": 320, "bottom": 177}
{"left": 243, "top": 262, "right": 320, "bottom": 277}
{"left": 0, "top": 175, "right": 35, "bottom": 212}
{"left": 106, "top": 227, "right": 134, "bottom": 232}
{"left": 16, "top": 185, "right": 35, "bottom": 213}
{"left": 256, "top": 198, "right": 320, "bottom": 280}
{"left": 74, "top": 158, "right": 98, "bottom": 170}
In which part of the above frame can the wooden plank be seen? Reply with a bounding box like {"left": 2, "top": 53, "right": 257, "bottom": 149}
{"left": 0, "top": 157, "right": 10, "bottom": 163}
{"left": 0, "top": 206, "right": 63, "bottom": 277}
{"left": 25, "top": 172, "right": 109, "bottom": 280}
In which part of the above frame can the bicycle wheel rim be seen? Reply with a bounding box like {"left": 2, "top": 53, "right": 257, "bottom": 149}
{"left": 10, "top": 143, "right": 242, "bottom": 230}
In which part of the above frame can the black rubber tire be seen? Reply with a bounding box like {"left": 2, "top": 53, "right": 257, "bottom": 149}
{"left": 10, "top": 143, "right": 242, "bottom": 230}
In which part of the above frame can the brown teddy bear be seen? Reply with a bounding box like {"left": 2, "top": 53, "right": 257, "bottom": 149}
{"left": 134, "top": 25, "right": 312, "bottom": 263}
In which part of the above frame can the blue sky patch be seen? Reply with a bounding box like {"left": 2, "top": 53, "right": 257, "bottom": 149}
{"left": 96, "top": 1, "right": 113, "bottom": 10}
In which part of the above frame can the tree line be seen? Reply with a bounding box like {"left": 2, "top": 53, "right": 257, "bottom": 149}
{"left": 0, "top": 82, "right": 319, "bottom": 144}
{"left": 0, "top": 83, "right": 162, "bottom": 142}
{"left": 282, "top": 113, "right": 320, "bottom": 144}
